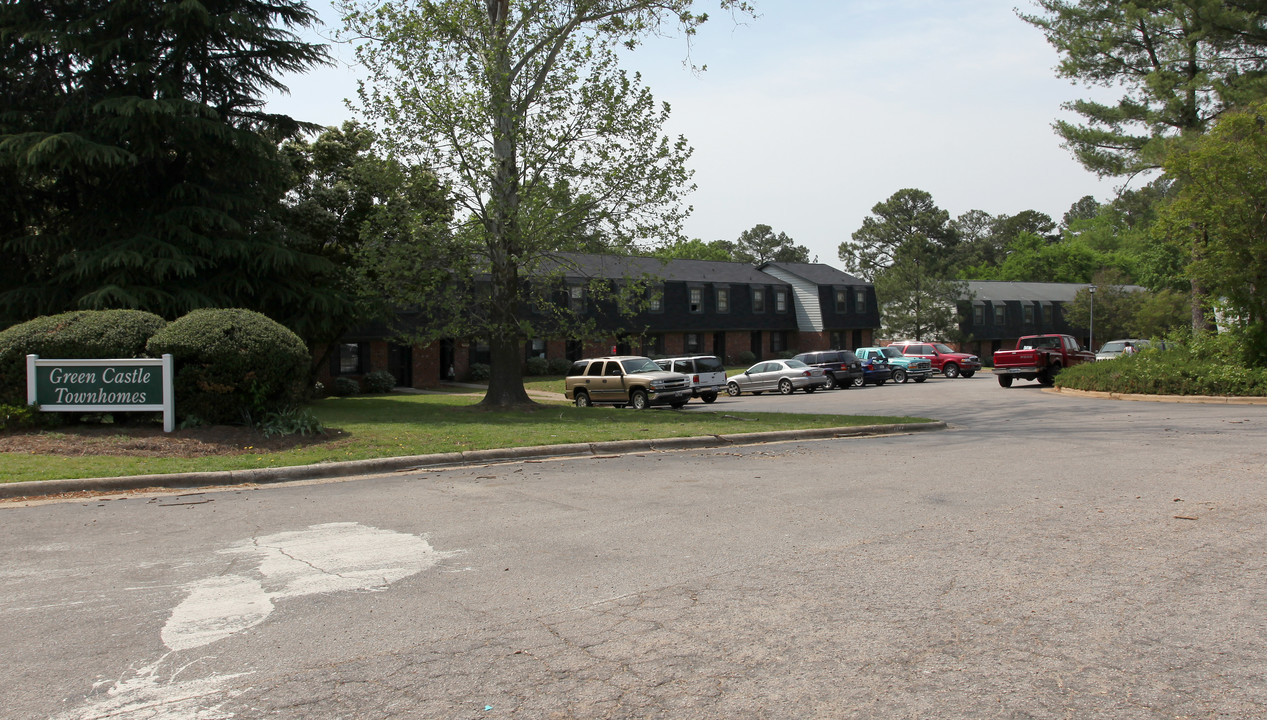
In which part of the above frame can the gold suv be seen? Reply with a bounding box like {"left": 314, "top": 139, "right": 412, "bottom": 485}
{"left": 565, "top": 356, "right": 692, "bottom": 409}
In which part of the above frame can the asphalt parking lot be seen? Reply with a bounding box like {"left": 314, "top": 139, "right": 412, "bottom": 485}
{"left": 3, "top": 374, "right": 1266, "bottom": 719}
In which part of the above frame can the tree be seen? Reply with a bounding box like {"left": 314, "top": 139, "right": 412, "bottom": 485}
{"left": 839, "top": 188, "right": 958, "bottom": 281}
{"left": 279, "top": 122, "right": 453, "bottom": 377}
{"left": 0, "top": 0, "right": 337, "bottom": 328}
{"left": 1160, "top": 100, "right": 1267, "bottom": 362}
{"left": 1020, "top": 0, "right": 1267, "bottom": 177}
{"left": 734, "top": 224, "right": 810, "bottom": 264}
{"left": 874, "top": 260, "right": 967, "bottom": 342}
{"left": 651, "top": 238, "right": 738, "bottom": 262}
{"left": 343, "top": 0, "right": 753, "bottom": 408}
{"left": 1021, "top": 0, "right": 1267, "bottom": 331}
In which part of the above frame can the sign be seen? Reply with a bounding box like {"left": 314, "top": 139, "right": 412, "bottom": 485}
{"left": 27, "top": 354, "right": 175, "bottom": 432}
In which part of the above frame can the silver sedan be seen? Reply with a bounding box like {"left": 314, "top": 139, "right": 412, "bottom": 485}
{"left": 726, "top": 359, "right": 829, "bottom": 396}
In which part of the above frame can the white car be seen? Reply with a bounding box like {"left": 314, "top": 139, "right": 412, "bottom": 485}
{"left": 1096, "top": 339, "right": 1150, "bottom": 361}
{"left": 655, "top": 355, "right": 728, "bottom": 403}
{"left": 726, "top": 359, "right": 828, "bottom": 396}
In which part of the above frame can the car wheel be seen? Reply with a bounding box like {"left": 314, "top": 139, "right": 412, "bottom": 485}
{"left": 726, "top": 381, "right": 741, "bottom": 397}
{"left": 778, "top": 379, "right": 794, "bottom": 395}
{"left": 701, "top": 392, "right": 718, "bottom": 403}
{"left": 631, "top": 389, "right": 650, "bottom": 409}
{"left": 752, "top": 391, "right": 764, "bottom": 396}
{"left": 913, "top": 376, "right": 927, "bottom": 383}
{"left": 891, "top": 369, "right": 907, "bottom": 384}
{"left": 1039, "top": 363, "right": 1061, "bottom": 387}
{"left": 876, "top": 378, "right": 887, "bottom": 385}
{"left": 823, "top": 374, "right": 837, "bottom": 390}
{"left": 574, "top": 391, "right": 591, "bottom": 408}
{"left": 670, "top": 401, "right": 687, "bottom": 409}
{"left": 997, "top": 374, "right": 1013, "bottom": 388}
{"left": 943, "top": 363, "right": 960, "bottom": 379}
{"left": 852, "top": 376, "right": 864, "bottom": 388}
{"left": 962, "top": 370, "right": 975, "bottom": 378}
{"left": 804, "top": 385, "right": 817, "bottom": 393}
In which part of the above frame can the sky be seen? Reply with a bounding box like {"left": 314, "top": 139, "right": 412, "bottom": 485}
{"left": 263, "top": 0, "right": 1123, "bottom": 268}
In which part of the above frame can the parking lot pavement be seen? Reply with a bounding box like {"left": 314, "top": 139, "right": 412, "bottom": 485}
{"left": 4, "top": 378, "right": 1267, "bottom": 719}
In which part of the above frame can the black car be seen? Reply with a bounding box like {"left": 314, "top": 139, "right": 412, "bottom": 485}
{"left": 792, "top": 350, "right": 865, "bottom": 390}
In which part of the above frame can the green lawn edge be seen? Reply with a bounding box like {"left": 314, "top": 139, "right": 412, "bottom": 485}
{"left": 2, "top": 393, "right": 932, "bottom": 483}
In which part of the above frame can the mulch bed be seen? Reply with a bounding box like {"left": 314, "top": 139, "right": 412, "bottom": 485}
{"left": 0, "top": 423, "right": 342, "bottom": 458}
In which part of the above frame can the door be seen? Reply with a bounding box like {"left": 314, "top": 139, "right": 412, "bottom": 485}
{"left": 387, "top": 344, "right": 412, "bottom": 388}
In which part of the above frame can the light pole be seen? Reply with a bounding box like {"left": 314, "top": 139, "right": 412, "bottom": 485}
{"left": 1088, "top": 284, "right": 1097, "bottom": 352}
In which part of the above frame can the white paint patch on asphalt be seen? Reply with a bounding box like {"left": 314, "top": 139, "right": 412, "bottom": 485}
{"left": 56, "top": 522, "right": 449, "bottom": 720}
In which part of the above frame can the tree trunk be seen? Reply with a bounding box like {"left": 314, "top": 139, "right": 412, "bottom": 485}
{"left": 481, "top": 333, "right": 535, "bottom": 409}
{"left": 1191, "top": 231, "right": 1212, "bottom": 333}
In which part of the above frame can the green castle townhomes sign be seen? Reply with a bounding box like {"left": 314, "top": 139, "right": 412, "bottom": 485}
{"left": 27, "top": 354, "right": 175, "bottom": 432}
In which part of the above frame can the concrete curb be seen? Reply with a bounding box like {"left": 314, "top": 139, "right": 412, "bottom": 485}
{"left": 0, "top": 422, "right": 946, "bottom": 499}
{"left": 1048, "top": 387, "right": 1267, "bottom": 404}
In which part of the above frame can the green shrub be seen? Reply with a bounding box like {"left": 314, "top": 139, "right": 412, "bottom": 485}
{"left": 737, "top": 350, "right": 756, "bottom": 365}
{"left": 332, "top": 376, "right": 360, "bottom": 395}
{"left": 146, "top": 309, "right": 310, "bottom": 424}
{"left": 525, "top": 356, "right": 549, "bottom": 376}
{"left": 361, "top": 370, "right": 397, "bottom": 393}
{"left": 1056, "top": 345, "right": 1267, "bottom": 396}
{"left": 0, "top": 310, "right": 167, "bottom": 405}
{"left": 258, "top": 406, "right": 325, "bottom": 438}
{"left": 0, "top": 403, "right": 60, "bottom": 431}
{"left": 547, "top": 357, "right": 571, "bottom": 375}
{"left": 469, "top": 362, "right": 491, "bottom": 381}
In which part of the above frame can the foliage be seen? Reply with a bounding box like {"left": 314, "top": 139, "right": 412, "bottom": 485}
{"left": 651, "top": 238, "right": 739, "bottom": 262}
{"left": 547, "top": 357, "right": 572, "bottom": 375}
{"left": 1020, "top": 0, "right": 1267, "bottom": 177}
{"left": 361, "top": 370, "right": 398, "bottom": 393}
{"left": 0, "top": 310, "right": 166, "bottom": 405}
{"left": 1057, "top": 335, "right": 1267, "bottom": 395}
{"left": 0, "top": 0, "right": 341, "bottom": 328}
{"left": 1160, "top": 100, "right": 1267, "bottom": 363}
{"left": 0, "top": 402, "right": 58, "bottom": 431}
{"left": 525, "top": 357, "right": 550, "bottom": 377}
{"left": 735, "top": 224, "right": 811, "bottom": 265}
{"left": 469, "top": 363, "right": 492, "bottom": 382}
{"left": 1063, "top": 270, "right": 1189, "bottom": 346}
{"left": 258, "top": 406, "right": 326, "bottom": 438}
{"left": 737, "top": 350, "right": 756, "bottom": 365}
{"left": 343, "top": 0, "right": 753, "bottom": 408}
{"left": 145, "top": 309, "right": 310, "bottom": 424}
{"left": 332, "top": 376, "right": 361, "bottom": 396}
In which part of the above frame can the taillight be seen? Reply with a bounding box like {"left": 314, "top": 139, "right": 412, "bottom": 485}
{"left": 692, "top": 374, "right": 700, "bottom": 382}
{"left": 802, "top": 370, "right": 811, "bottom": 377}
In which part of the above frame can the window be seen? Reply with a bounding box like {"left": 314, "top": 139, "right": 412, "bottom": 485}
{"left": 527, "top": 338, "right": 546, "bottom": 359}
{"left": 685, "top": 333, "right": 701, "bottom": 352}
{"left": 835, "top": 289, "right": 848, "bottom": 313}
{"left": 337, "top": 342, "right": 366, "bottom": 375}
{"left": 568, "top": 284, "right": 585, "bottom": 312}
{"left": 753, "top": 287, "right": 766, "bottom": 312}
{"left": 830, "top": 331, "right": 846, "bottom": 348}
{"left": 689, "top": 287, "right": 703, "bottom": 313}
{"left": 993, "top": 304, "right": 1006, "bottom": 325}
{"left": 716, "top": 287, "right": 730, "bottom": 313}
{"left": 643, "top": 334, "right": 665, "bottom": 356}
{"left": 586, "top": 361, "right": 604, "bottom": 377}
{"left": 771, "top": 331, "right": 787, "bottom": 353}
{"left": 973, "top": 304, "right": 985, "bottom": 326}
{"left": 648, "top": 284, "right": 663, "bottom": 313}
{"left": 775, "top": 289, "right": 787, "bottom": 313}
{"left": 855, "top": 288, "right": 867, "bottom": 312}
{"left": 1023, "top": 304, "right": 1035, "bottom": 325}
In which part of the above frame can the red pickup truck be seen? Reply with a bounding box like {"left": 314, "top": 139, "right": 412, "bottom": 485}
{"left": 992, "top": 334, "right": 1095, "bottom": 388}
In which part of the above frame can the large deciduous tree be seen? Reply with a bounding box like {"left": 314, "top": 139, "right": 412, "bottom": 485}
{"left": 0, "top": 0, "right": 338, "bottom": 327}
{"left": 342, "top": 0, "right": 751, "bottom": 408}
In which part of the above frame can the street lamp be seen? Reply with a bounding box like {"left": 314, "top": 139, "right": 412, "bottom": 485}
{"left": 1088, "top": 284, "right": 1097, "bottom": 352}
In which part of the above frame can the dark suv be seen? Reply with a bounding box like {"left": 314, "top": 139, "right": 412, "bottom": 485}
{"left": 792, "top": 350, "right": 864, "bottom": 390}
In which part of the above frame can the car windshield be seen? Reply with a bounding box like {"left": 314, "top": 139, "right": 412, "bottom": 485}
{"left": 880, "top": 347, "right": 903, "bottom": 358}
{"left": 695, "top": 357, "right": 724, "bottom": 372}
{"left": 621, "top": 357, "right": 661, "bottom": 373}
{"left": 1100, "top": 341, "right": 1127, "bottom": 353}
{"left": 785, "top": 359, "right": 808, "bottom": 368}
{"left": 932, "top": 343, "right": 955, "bottom": 354}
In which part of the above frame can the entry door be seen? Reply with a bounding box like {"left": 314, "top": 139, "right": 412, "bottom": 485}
{"left": 387, "top": 345, "right": 412, "bottom": 388}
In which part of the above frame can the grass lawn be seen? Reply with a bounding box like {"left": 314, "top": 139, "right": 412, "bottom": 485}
{"left": 1, "top": 392, "right": 929, "bottom": 483}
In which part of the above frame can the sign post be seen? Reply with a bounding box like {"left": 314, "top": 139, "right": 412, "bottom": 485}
{"left": 26, "top": 355, "right": 175, "bottom": 432}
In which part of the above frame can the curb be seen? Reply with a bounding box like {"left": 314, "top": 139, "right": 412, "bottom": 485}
{"left": 1048, "top": 387, "right": 1267, "bottom": 404}
{"left": 0, "top": 421, "right": 946, "bottom": 500}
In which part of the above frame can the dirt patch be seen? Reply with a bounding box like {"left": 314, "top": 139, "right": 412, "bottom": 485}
{"left": 0, "top": 424, "right": 343, "bottom": 458}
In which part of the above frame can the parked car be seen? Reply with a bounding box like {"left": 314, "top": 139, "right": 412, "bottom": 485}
{"left": 726, "top": 359, "right": 829, "bottom": 396}
{"left": 854, "top": 353, "right": 893, "bottom": 386}
{"left": 655, "top": 355, "right": 727, "bottom": 403}
{"left": 565, "top": 356, "right": 692, "bottom": 409}
{"left": 792, "top": 350, "right": 864, "bottom": 390}
{"left": 855, "top": 346, "right": 932, "bottom": 383}
{"left": 888, "top": 341, "right": 981, "bottom": 379}
{"left": 1096, "top": 339, "right": 1151, "bottom": 361}
{"left": 993, "top": 334, "right": 1096, "bottom": 387}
